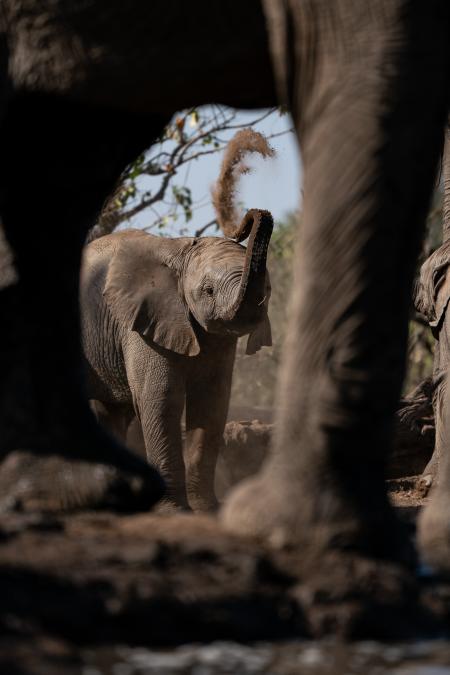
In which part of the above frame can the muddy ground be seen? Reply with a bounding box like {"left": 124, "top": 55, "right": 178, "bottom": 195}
{"left": 1, "top": 474, "right": 450, "bottom": 674}
{"left": 1, "top": 394, "right": 449, "bottom": 674}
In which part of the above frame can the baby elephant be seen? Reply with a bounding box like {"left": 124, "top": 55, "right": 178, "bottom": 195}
{"left": 81, "top": 211, "right": 272, "bottom": 511}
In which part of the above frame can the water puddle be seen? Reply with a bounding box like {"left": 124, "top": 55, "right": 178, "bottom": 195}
{"left": 80, "top": 639, "right": 450, "bottom": 675}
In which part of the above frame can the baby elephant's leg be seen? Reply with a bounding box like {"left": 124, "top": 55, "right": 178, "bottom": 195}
{"left": 185, "top": 340, "right": 236, "bottom": 512}
{"left": 126, "top": 337, "right": 189, "bottom": 510}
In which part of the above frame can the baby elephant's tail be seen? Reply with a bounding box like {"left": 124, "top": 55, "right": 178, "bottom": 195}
{"left": 212, "top": 128, "right": 275, "bottom": 239}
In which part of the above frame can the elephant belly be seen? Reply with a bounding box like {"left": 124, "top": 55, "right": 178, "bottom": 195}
{"left": 81, "top": 292, "right": 132, "bottom": 407}
{"left": 84, "top": 356, "right": 131, "bottom": 408}
{"left": 6, "top": 1, "right": 275, "bottom": 113}
{"left": 85, "top": 344, "right": 133, "bottom": 409}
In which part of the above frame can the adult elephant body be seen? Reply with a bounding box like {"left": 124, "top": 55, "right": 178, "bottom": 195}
{"left": 0, "top": 1, "right": 449, "bottom": 576}
{"left": 82, "top": 223, "right": 272, "bottom": 511}
{"left": 0, "top": 1, "right": 274, "bottom": 511}
{"left": 414, "top": 129, "right": 450, "bottom": 569}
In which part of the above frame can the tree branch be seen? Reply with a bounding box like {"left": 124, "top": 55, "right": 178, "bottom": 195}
{"left": 194, "top": 219, "right": 218, "bottom": 237}
{"left": 94, "top": 106, "right": 288, "bottom": 237}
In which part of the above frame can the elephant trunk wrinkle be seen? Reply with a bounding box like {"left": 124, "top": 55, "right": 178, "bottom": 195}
{"left": 224, "top": 209, "right": 273, "bottom": 322}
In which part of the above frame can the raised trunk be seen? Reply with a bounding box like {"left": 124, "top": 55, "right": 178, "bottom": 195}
{"left": 224, "top": 209, "right": 273, "bottom": 322}
{"left": 443, "top": 126, "right": 450, "bottom": 243}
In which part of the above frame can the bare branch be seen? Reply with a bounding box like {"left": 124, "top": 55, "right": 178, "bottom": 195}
{"left": 117, "top": 171, "right": 174, "bottom": 223}
{"left": 194, "top": 219, "right": 218, "bottom": 237}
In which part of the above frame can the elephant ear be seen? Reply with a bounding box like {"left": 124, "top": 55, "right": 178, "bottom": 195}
{"left": 415, "top": 241, "right": 450, "bottom": 330}
{"left": 245, "top": 271, "right": 272, "bottom": 355}
{"left": 104, "top": 236, "right": 200, "bottom": 356}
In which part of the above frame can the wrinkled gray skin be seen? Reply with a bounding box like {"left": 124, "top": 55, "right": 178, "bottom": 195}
{"left": 82, "top": 225, "right": 272, "bottom": 511}
{"left": 414, "top": 127, "right": 450, "bottom": 570}
{"left": 0, "top": 1, "right": 450, "bottom": 575}
{"left": 414, "top": 132, "right": 450, "bottom": 493}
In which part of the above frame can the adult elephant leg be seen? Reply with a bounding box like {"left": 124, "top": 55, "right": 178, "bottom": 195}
{"left": 417, "top": 349, "right": 446, "bottom": 494}
{"left": 125, "top": 335, "right": 189, "bottom": 510}
{"left": 0, "top": 94, "right": 167, "bottom": 511}
{"left": 126, "top": 417, "right": 147, "bottom": 459}
{"left": 223, "top": 0, "right": 450, "bottom": 562}
{"left": 418, "top": 127, "right": 450, "bottom": 495}
{"left": 419, "top": 304, "right": 450, "bottom": 571}
{"left": 91, "top": 403, "right": 147, "bottom": 461}
{"left": 419, "top": 375, "right": 450, "bottom": 573}
{"left": 418, "top": 125, "right": 450, "bottom": 573}
{"left": 185, "top": 338, "right": 236, "bottom": 512}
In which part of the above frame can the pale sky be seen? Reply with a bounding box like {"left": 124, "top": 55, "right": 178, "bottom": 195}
{"left": 128, "top": 106, "right": 303, "bottom": 237}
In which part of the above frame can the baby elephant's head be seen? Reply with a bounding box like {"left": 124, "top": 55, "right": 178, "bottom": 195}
{"left": 184, "top": 209, "right": 273, "bottom": 353}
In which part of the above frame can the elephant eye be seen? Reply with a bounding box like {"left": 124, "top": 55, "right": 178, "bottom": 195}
{"left": 204, "top": 285, "right": 214, "bottom": 296}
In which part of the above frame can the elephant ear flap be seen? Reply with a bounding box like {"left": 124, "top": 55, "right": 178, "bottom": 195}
{"left": 104, "top": 236, "right": 200, "bottom": 356}
{"left": 245, "top": 271, "right": 272, "bottom": 355}
{"left": 415, "top": 242, "right": 450, "bottom": 330}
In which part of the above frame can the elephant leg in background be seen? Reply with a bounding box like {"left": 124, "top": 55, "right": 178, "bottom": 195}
{"left": 125, "top": 416, "right": 147, "bottom": 460}
{"left": 185, "top": 338, "right": 236, "bottom": 512}
{"left": 417, "top": 340, "right": 446, "bottom": 494}
{"left": 90, "top": 403, "right": 147, "bottom": 461}
{"left": 125, "top": 334, "right": 189, "bottom": 510}
{"left": 0, "top": 93, "right": 167, "bottom": 511}
{"left": 418, "top": 122, "right": 450, "bottom": 572}
{"left": 90, "top": 400, "right": 132, "bottom": 447}
{"left": 223, "top": 1, "right": 450, "bottom": 564}
{"left": 419, "top": 342, "right": 450, "bottom": 571}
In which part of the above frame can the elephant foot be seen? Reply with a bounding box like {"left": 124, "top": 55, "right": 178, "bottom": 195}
{"left": 417, "top": 472, "right": 433, "bottom": 497}
{"left": 417, "top": 489, "right": 450, "bottom": 577}
{"left": 0, "top": 449, "right": 164, "bottom": 514}
{"left": 222, "top": 475, "right": 430, "bottom": 638}
{"left": 187, "top": 494, "right": 219, "bottom": 513}
{"left": 153, "top": 499, "right": 191, "bottom": 515}
{"left": 416, "top": 452, "right": 439, "bottom": 497}
{"left": 294, "top": 548, "right": 433, "bottom": 639}
{"left": 221, "top": 470, "right": 414, "bottom": 566}
{"left": 0, "top": 407, "right": 165, "bottom": 512}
